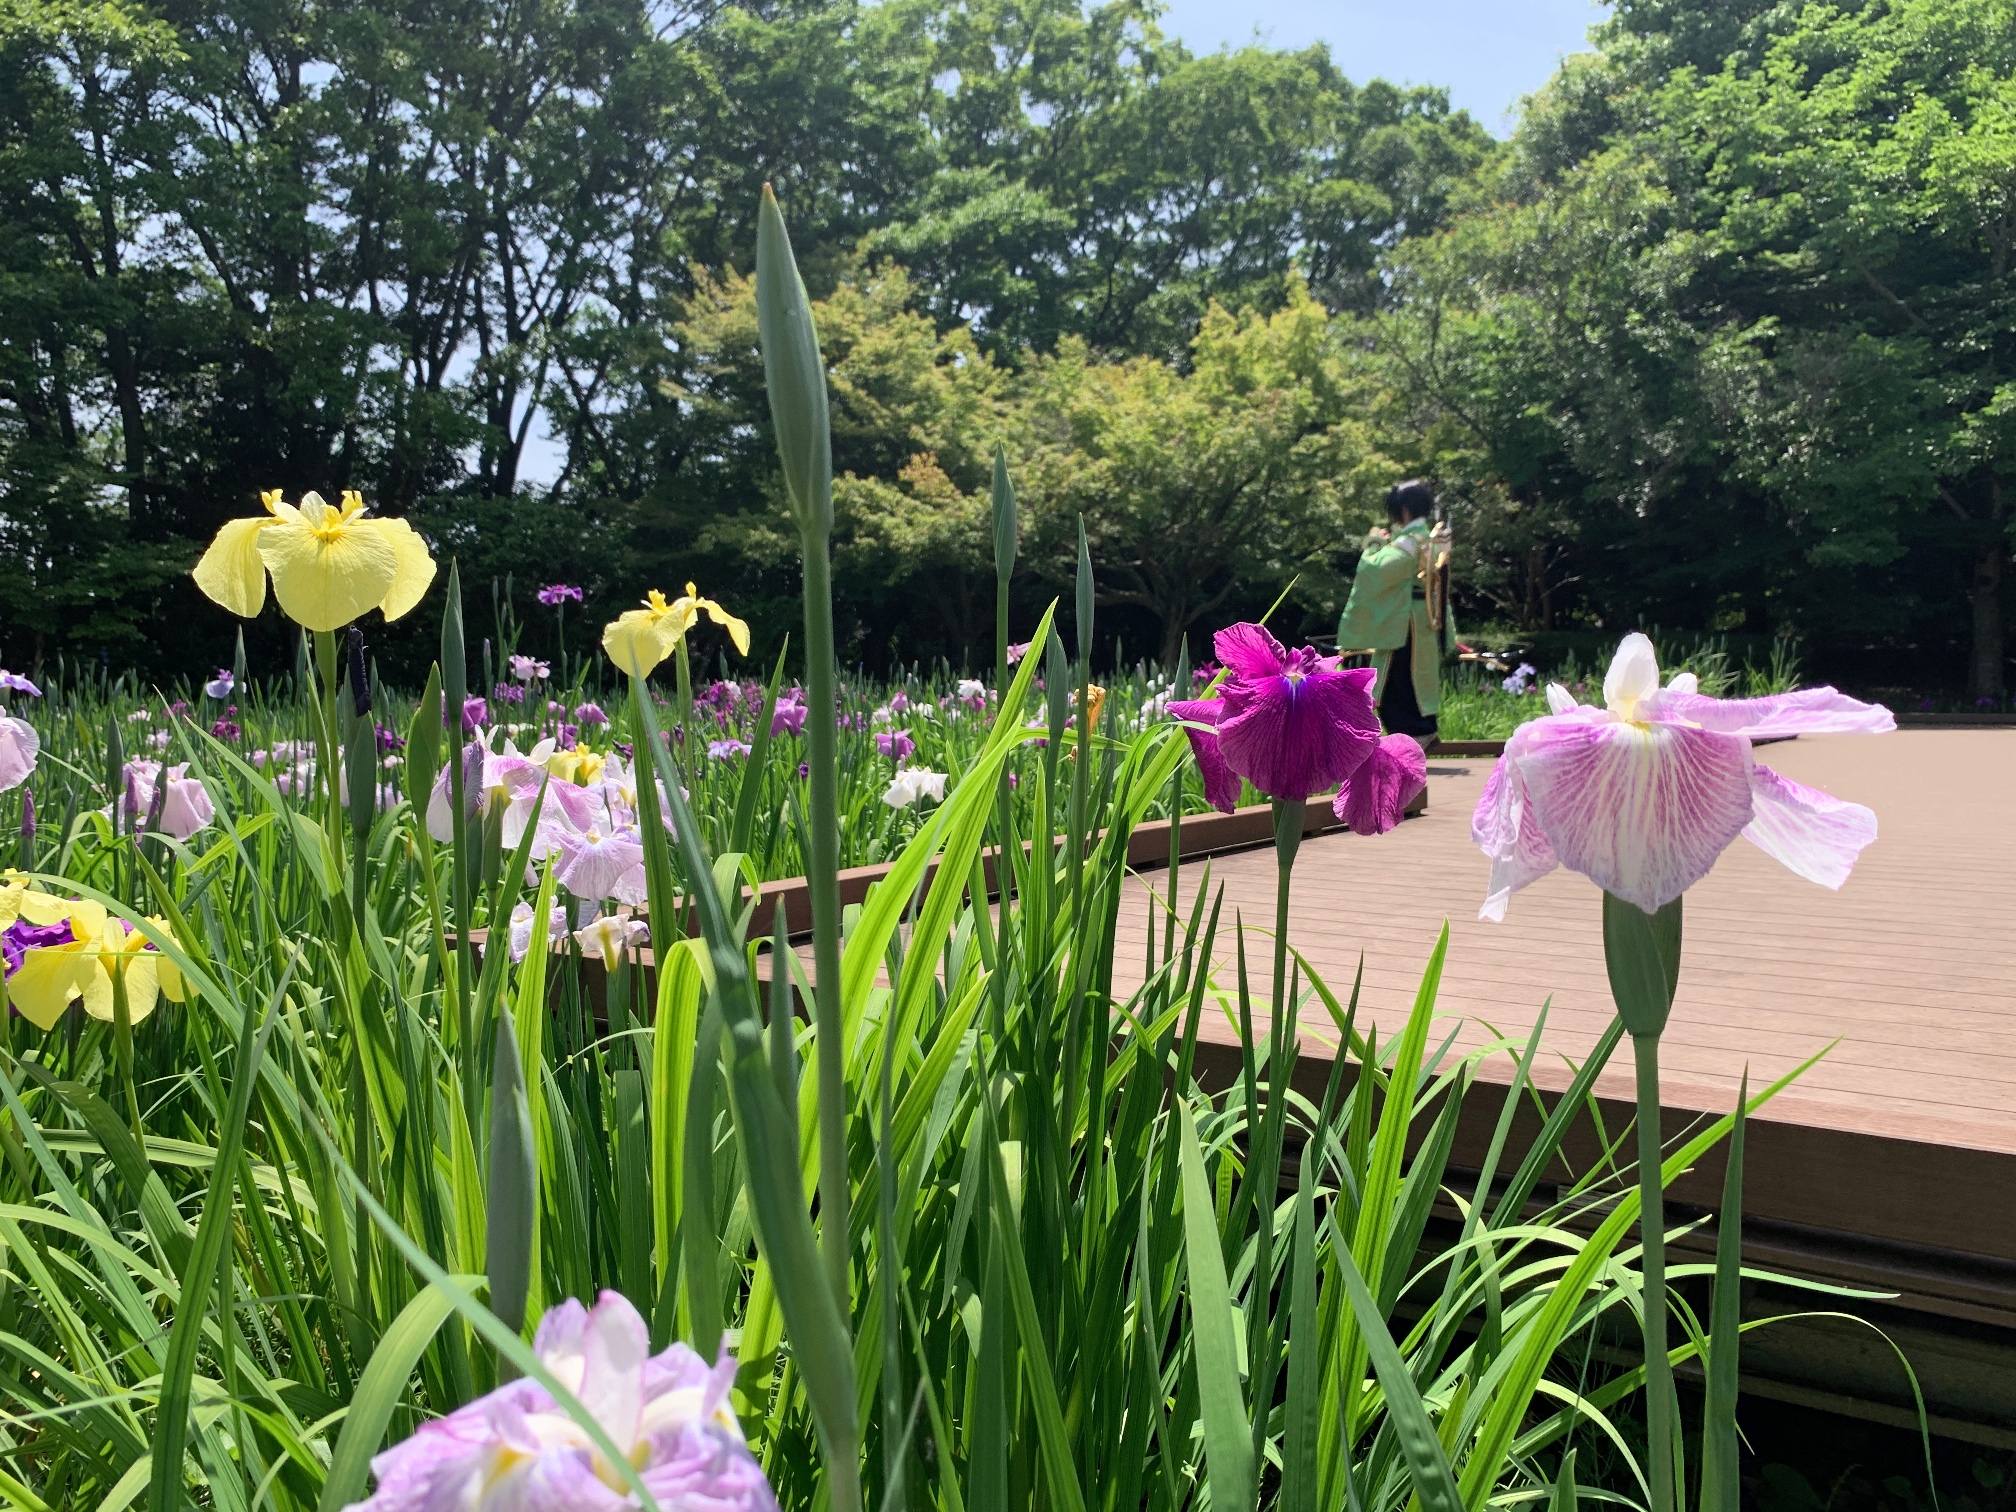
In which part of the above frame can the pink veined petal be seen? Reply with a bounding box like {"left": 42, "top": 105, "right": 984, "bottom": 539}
{"left": 1513, "top": 714, "right": 1756, "bottom": 914}
{"left": 1333, "top": 733, "right": 1426, "bottom": 836}
{"left": 1655, "top": 685, "right": 1896, "bottom": 739}
{"left": 1741, "top": 764, "right": 1878, "bottom": 889}
{"left": 1470, "top": 754, "right": 1558, "bottom": 920}
{"left": 1168, "top": 697, "right": 1242, "bottom": 813}
{"left": 0, "top": 716, "right": 39, "bottom": 792}
{"left": 520, "top": 1449, "right": 628, "bottom": 1512}
{"left": 554, "top": 830, "right": 645, "bottom": 903}
{"left": 1211, "top": 622, "right": 1290, "bottom": 681}
{"left": 611, "top": 863, "right": 650, "bottom": 907}
{"left": 576, "top": 1290, "right": 649, "bottom": 1456}
{"left": 1216, "top": 666, "right": 1379, "bottom": 801}
{"left": 158, "top": 774, "right": 214, "bottom": 840}
{"left": 533, "top": 1297, "right": 592, "bottom": 1393}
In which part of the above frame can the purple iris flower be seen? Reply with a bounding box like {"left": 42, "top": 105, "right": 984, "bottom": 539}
{"left": 537, "top": 583, "right": 584, "bottom": 606}
{"left": 574, "top": 701, "right": 608, "bottom": 726}
{"left": 876, "top": 729, "right": 915, "bottom": 762}
{"left": 1167, "top": 623, "right": 1383, "bottom": 814}
{"left": 0, "top": 669, "right": 40, "bottom": 696}
{"left": 708, "top": 738, "right": 752, "bottom": 760}
{"left": 460, "top": 696, "right": 488, "bottom": 732}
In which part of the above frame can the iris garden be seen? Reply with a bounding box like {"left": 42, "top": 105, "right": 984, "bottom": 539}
{"left": 0, "top": 192, "right": 1900, "bottom": 1512}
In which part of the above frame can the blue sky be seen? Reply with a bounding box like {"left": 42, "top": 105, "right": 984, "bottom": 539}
{"left": 1155, "top": 0, "right": 1612, "bottom": 136}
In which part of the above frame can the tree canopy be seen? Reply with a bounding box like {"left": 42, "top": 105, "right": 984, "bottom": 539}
{"left": 1, "top": 0, "right": 2009, "bottom": 693}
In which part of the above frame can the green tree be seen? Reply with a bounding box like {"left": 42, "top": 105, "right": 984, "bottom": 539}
{"left": 1017, "top": 281, "right": 1396, "bottom": 665}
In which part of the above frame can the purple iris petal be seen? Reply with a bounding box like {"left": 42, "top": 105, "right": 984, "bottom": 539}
{"left": 1207, "top": 622, "right": 1380, "bottom": 802}
{"left": 3, "top": 918, "right": 73, "bottom": 977}
{"left": 1166, "top": 697, "right": 1241, "bottom": 813}
{"left": 1334, "top": 734, "right": 1426, "bottom": 835}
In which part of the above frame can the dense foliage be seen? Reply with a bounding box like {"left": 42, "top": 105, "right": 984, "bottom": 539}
{"left": 3, "top": 0, "right": 2009, "bottom": 689}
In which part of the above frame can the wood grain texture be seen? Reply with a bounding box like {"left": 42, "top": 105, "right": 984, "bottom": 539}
{"left": 1112, "top": 730, "right": 2016, "bottom": 1264}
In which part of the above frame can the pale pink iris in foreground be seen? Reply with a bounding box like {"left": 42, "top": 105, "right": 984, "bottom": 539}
{"left": 350, "top": 1291, "right": 776, "bottom": 1511}
{"left": 1472, "top": 633, "right": 1893, "bottom": 920}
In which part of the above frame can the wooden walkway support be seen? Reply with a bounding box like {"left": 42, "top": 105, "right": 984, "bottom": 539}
{"left": 1110, "top": 729, "right": 2016, "bottom": 1444}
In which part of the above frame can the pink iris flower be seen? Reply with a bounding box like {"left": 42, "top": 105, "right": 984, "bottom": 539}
{"left": 1168, "top": 623, "right": 1410, "bottom": 829}
{"left": 115, "top": 759, "right": 215, "bottom": 839}
{"left": 553, "top": 826, "right": 646, "bottom": 903}
{"left": 1472, "top": 632, "right": 1893, "bottom": 920}
{"left": 352, "top": 1290, "right": 777, "bottom": 1512}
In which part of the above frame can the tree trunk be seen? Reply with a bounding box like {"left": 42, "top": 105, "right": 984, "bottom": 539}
{"left": 1969, "top": 530, "right": 2007, "bottom": 701}
{"left": 1160, "top": 609, "right": 1186, "bottom": 671}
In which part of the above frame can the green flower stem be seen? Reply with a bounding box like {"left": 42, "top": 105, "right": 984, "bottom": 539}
{"left": 799, "top": 524, "right": 851, "bottom": 1317}
{"left": 1634, "top": 1027, "right": 1677, "bottom": 1512}
{"left": 1270, "top": 798, "right": 1304, "bottom": 1029}
{"left": 110, "top": 965, "right": 142, "bottom": 1145}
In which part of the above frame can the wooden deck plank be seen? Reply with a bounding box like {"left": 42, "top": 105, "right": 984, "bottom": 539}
{"left": 1110, "top": 729, "right": 2016, "bottom": 1265}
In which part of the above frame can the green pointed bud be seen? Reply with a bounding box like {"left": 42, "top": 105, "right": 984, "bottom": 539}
{"left": 486, "top": 1007, "right": 538, "bottom": 1347}
{"left": 991, "top": 443, "right": 1018, "bottom": 583}
{"left": 1601, "top": 891, "right": 1683, "bottom": 1039}
{"left": 1075, "top": 516, "right": 1095, "bottom": 669}
{"left": 756, "top": 184, "right": 833, "bottom": 539}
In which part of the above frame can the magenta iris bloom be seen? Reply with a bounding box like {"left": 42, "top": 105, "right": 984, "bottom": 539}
{"left": 354, "top": 1291, "right": 777, "bottom": 1512}
{"left": 771, "top": 694, "right": 807, "bottom": 737}
{"left": 538, "top": 583, "right": 584, "bottom": 606}
{"left": 1472, "top": 633, "right": 1893, "bottom": 920}
{"left": 876, "top": 729, "right": 915, "bottom": 762}
{"left": 1167, "top": 623, "right": 1384, "bottom": 815}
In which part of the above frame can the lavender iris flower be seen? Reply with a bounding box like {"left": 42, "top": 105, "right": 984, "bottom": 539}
{"left": 875, "top": 729, "right": 914, "bottom": 762}
{"left": 350, "top": 1291, "right": 777, "bottom": 1512}
{"left": 537, "top": 583, "right": 584, "bottom": 607}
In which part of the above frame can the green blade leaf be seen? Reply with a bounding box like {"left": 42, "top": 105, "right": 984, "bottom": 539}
{"left": 1177, "top": 1100, "right": 1254, "bottom": 1512}
{"left": 1701, "top": 1073, "right": 1747, "bottom": 1512}
{"left": 317, "top": 1276, "right": 489, "bottom": 1512}
{"left": 1326, "top": 1216, "right": 1466, "bottom": 1512}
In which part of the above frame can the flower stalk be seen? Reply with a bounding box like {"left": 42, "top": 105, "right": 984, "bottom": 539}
{"left": 755, "top": 182, "right": 851, "bottom": 1328}
{"left": 1602, "top": 889, "right": 1684, "bottom": 1512}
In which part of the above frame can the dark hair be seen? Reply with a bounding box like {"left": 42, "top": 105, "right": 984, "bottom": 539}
{"left": 1385, "top": 478, "right": 1436, "bottom": 522}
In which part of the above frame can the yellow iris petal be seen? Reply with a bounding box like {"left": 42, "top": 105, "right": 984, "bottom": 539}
{"left": 83, "top": 952, "right": 160, "bottom": 1025}
{"left": 193, "top": 516, "right": 273, "bottom": 619}
{"left": 17, "top": 891, "right": 69, "bottom": 927}
{"left": 699, "top": 599, "right": 751, "bottom": 656}
{"left": 65, "top": 899, "right": 108, "bottom": 940}
{"left": 258, "top": 496, "right": 400, "bottom": 633}
{"left": 8, "top": 945, "right": 91, "bottom": 1031}
{"left": 603, "top": 607, "right": 683, "bottom": 679}
{"left": 373, "top": 517, "right": 438, "bottom": 622}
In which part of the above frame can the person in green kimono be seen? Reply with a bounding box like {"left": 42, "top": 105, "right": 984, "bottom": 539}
{"left": 1337, "top": 478, "right": 1452, "bottom": 745}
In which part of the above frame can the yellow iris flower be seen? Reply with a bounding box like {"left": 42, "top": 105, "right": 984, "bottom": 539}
{"left": 602, "top": 584, "right": 751, "bottom": 678}
{"left": 7, "top": 901, "right": 186, "bottom": 1031}
{"left": 193, "top": 489, "right": 436, "bottom": 633}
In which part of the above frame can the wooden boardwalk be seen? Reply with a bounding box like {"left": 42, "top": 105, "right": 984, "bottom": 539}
{"left": 1112, "top": 730, "right": 2016, "bottom": 1296}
